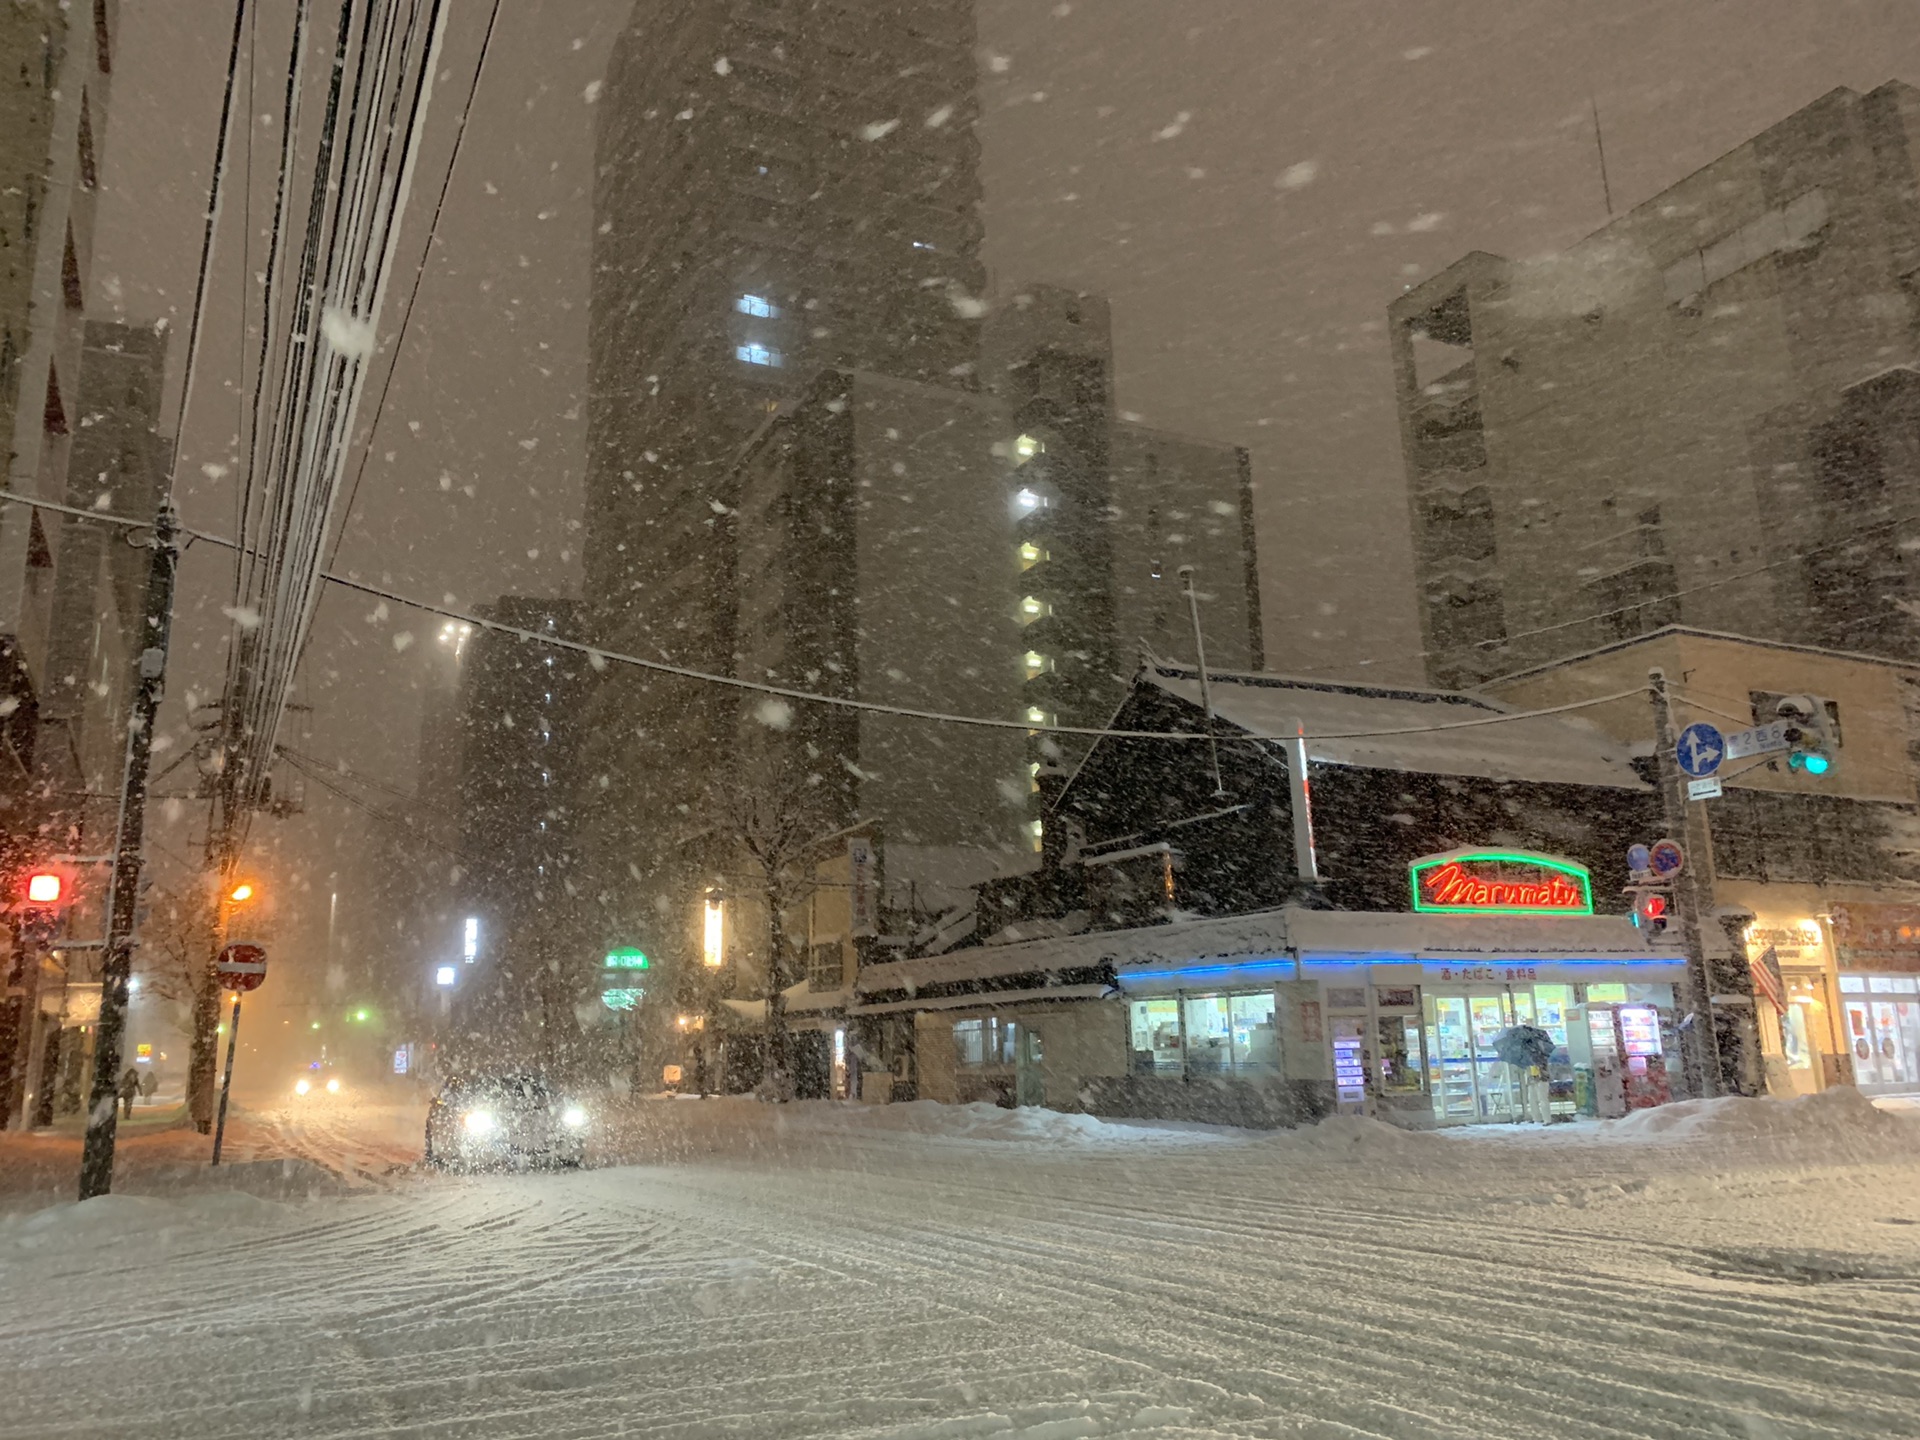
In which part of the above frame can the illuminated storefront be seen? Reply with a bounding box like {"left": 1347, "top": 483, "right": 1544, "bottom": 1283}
{"left": 1830, "top": 904, "right": 1920, "bottom": 1094}
{"left": 1742, "top": 914, "right": 1842, "bottom": 1097}
{"left": 861, "top": 851, "right": 1689, "bottom": 1128}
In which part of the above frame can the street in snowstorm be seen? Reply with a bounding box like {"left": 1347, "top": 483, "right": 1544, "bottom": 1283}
{"left": 10, "top": 2, "right": 1920, "bottom": 1437}
{"left": 5, "top": 1093, "right": 1920, "bottom": 1439}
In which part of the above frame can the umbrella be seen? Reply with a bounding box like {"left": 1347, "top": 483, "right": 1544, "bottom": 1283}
{"left": 1491, "top": 1024, "right": 1555, "bottom": 1069}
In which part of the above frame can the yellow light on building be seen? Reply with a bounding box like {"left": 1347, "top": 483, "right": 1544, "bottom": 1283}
{"left": 1019, "top": 541, "right": 1046, "bottom": 570}
{"left": 1025, "top": 705, "right": 1052, "bottom": 727}
{"left": 1019, "top": 596, "right": 1049, "bottom": 624}
{"left": 1014, "top": 433, "right": 1042, "bottom": 463}
{"left": 1023, "top": 650, "right": 1051, "bottom": 679}
{"left": 1027, "top": 819, "right": 1044, "bottom": 853}
{"left": 702, "top": 894, "right": 725, "bottom": 968}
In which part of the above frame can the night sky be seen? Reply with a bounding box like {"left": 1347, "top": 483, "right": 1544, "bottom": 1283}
{"left": 85, "top": 0, "right": 1920, "bottom": 952}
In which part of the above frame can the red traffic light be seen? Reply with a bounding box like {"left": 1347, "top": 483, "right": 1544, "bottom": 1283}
{"left": 26, "top": 872, "right": 63, "bottom": 904}
{"left": 1632, "top": 891, "right": 1670, "bottom": 932}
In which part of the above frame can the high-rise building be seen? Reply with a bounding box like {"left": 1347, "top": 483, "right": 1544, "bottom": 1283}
{"left": 0, "top": 1, "right": 118, "bottom": 833}
{"left": 575, "top": 5, "right": 1261, "bottom": 997}
{"left": 586, "top": 0, "right": 985, "bottom": 657}
{"left": 447, "top": 598, "right": 593, "bottom": 1047}
{"left": 1390, "top": 82, "right": 1920, "bottom": 688}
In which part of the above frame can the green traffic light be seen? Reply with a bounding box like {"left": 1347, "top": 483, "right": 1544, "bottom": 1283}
{"left": 351, "top": 1008, "right": 369, "bottom": 1022}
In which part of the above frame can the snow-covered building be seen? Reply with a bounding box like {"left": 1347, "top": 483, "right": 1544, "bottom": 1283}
{"left": 853, "top": 662, "right": 1694, "bottom": 1128}
{"left": 1392, "top": 82, "right": 1920, "bottom": 688}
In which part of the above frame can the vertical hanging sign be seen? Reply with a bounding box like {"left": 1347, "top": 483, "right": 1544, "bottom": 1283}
{"left": 848, "top": 836, "right": 877, "bottom": 938}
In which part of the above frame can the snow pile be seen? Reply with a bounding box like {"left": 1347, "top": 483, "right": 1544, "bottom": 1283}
{"left": 835, "top": 1099, "right": 1164, "bottom": 1145}
{"left": 1262, "top": 1112, "right": 1447, "bottom": 1160}
{"left": 1, "top": 1189, "right": 290, "bottom": 1260}
{"left": 1600, "top": 1086, "right": 1920, "bottom": 1149}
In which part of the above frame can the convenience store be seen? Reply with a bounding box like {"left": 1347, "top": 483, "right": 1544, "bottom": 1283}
{"left": 862, "top": 873, "right": 1688, "bottom": 1127}
{"left": 1108, "top": 902, "right": 1687, "bottom": 1127}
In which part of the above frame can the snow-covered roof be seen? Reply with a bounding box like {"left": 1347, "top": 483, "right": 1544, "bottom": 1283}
{"left": 860, "top": 906, "right": 1671, "bottom": 997}
{"left": 1147, "top": 668, "right": 1647, "bottom": 789}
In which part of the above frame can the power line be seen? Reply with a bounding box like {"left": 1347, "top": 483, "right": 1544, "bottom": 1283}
{"left": 320, "top": 0, "right": 506, "bottom": 583}
{"left": 0, "top": 486, "right": 1655, "bottom": 747}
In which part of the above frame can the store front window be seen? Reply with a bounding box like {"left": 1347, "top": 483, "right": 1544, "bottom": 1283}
{"left": 1423, "top": 981, "right": 1674, "bottom": 1124}
{"left": 1128, "top": 991, "right": 1279, "bottom": 1078}
{"left": 953, "top": 1017, "right": 1018, "bottom": 1070}
{"left": 1839, "top": 974, "right": 1920, "bottom": 1089}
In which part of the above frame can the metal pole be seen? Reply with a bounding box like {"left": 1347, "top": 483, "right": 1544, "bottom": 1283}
{"left": 78, "top": 507, "right": 181, "bottom": 1200}
{"left": 1178, "top": 566, "right": 1226, "bottom": 798}
{"left": 210, "top": 993, "right": 242, "bottom": 1166}
{"left": 1648, "top": 668, "right": 1720, "bottom": 1099}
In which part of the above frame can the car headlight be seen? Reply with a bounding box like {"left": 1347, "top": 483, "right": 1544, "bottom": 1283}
{"left": 561, "top": 1105, "right": 587, "bottom": 1130}
{"left": 463, "top": 1109, "right": 496, "bottom": 1135}
{"left": 294, "top": 1078, "right": 311, "bottom": 1095}
{"left": 325, "top": 1077, "right": 341, "bottom": 1094}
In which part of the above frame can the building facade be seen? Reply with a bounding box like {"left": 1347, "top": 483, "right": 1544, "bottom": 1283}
{"left": 855, "top": 664, "right": 1690, "bottom": 1128}
{"left": 0, "top": 0, "right": 118, "bottom": 780}
{"left": 1485, "top": 626, "right": 1920, "bottom": 1100}
{"left": 1391, "top": 82, "right": 1920, "bottom": 688}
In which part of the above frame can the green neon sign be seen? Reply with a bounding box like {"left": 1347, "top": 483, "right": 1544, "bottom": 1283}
{"left": 604, "top": 948, "right": 650, "bottom": 970}
{"left": 1409, "top": 849, "right": 1593, "bottom": 916}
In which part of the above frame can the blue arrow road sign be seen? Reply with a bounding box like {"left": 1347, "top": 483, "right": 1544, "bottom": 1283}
{"left": 1677, "top": 722, "right": 1724, "bottom": 778}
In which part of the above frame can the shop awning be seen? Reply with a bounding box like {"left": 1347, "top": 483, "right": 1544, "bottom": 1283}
{"left": 849, "top": 983, "right": 1116, "bottom": 1017}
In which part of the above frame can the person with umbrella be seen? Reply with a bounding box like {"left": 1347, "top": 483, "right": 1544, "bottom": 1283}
{"left": 1492, "top": 1023, "right": 1555, "bottom": 1123}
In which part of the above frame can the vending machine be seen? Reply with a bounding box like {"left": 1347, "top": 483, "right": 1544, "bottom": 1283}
{"left": 1615, "top": 1004, "right": 1671, "bottom": 1108}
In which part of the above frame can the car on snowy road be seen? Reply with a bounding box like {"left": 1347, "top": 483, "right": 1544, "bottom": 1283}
{"left": 291, "top": 1064, "right": 343, "bottom": 1099}
{"left": 424, "top": 1073, "right": 587, "bottom": 1171}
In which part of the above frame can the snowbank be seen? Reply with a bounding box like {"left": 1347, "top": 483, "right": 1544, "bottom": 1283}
{"left": 828, "top": 1099, "right": 1185, "bottom": 1144}
{"left": 1598, "top": 1085, "right": 1920, "bottom": 1147}
{"left": 0, "top": 1187, "right": 294, "bottom": 1259}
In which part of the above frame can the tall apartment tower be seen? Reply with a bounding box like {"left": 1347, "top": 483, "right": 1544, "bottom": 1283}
{"left": 0, "top": 1, "right": 118, "bottom": 832}
{"left": 1390, "top": 82, "right": 1920, "bottom": 688}
{"left": 586, "top": 0, "right": 985, "bottom": 655}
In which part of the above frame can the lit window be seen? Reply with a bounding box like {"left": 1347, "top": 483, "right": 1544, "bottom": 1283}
{"left": 463, "top": 916, "right": 479, "bottom": 961}
{"left": 1024, "top": 705, "right": 1054, "bottom": 727}
{"left": 1023, "top": 650, "right": 1052, "bottom": 679}
{"left": 1028, "top": 760, "right": 1041, "bottom": 793}
{"left": 1018, "top": 541, "right": 1047, "bottom": 570}
{"left": 1027, "top": 818, "right": 1044, "bottom": 852}
{"left": 1015, "top": 488, "right": 1045, "bottom": 513}
{"left": 736, "top": 342, "right": 781, "bottom": 366}
{"left": 1019, "top": 596, "right": 1051, "bottom": 623}
{"left": 913, "top": 240, "right": 937, "bottom": 252}
{"left": 737, "top": 293, "right": 777, "bottom": 318}
{"left": 1014, "top": 434, "right": 1043, "bottom": 464}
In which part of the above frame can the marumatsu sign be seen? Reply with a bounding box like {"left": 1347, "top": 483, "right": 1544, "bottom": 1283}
{"left": 1408, "top": 849, "right": 1594, "bottom": 916}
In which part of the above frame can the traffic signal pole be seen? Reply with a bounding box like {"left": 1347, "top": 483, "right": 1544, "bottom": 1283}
{"left": 1648, "top": 668, "right": 1722, "bottom": 1100}
{"left": 78, "top": 508, "right": 180, "bottom": 1201}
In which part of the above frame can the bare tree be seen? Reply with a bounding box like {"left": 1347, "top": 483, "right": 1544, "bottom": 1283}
{"left": 137, "top": 881, "right": 216, "bottom": 1017}
{"left": 705, "top": 777, "right": 830, "bottom": 1101}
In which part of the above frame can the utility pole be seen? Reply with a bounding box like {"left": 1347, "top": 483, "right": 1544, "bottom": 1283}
{"left": 78, "top": 507, "right": 180, "bottom": 1200}
{"left": 1178, "top": 565, "right": 1226, "bottom": 798}
{"left": 1648, "top": 668, "right": 1721, "bottom": 1100}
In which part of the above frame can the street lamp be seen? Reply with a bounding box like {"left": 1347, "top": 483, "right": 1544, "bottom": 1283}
{"left": 229, "top": 883, "right": 254, "bottom": 904}
{"left": 702, "top": 892, "right": 725, "bottom": 968}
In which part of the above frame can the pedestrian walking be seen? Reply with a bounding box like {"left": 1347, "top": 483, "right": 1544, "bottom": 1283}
{"left": 138, "top": 1068, "right": 158, "bottom": 1105}
{"left": 117, "top": 1067, "right": 140, "bottom": 1119}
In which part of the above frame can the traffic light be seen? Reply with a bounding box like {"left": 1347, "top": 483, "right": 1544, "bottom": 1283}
{"left": 1777, "top": 695, "right": 1837, "bottom": 777}
{"left": 26, "top": 872, "right": 63, "bottom": 904}
{"left": 1631, "top": 890, "right": 1670, "bottom": 936}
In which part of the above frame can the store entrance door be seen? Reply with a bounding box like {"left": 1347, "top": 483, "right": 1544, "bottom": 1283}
{"left": 1425, "top": 988, "right": 1525, "bottom": 1123}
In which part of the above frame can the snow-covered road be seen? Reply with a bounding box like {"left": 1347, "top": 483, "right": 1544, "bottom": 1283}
{"left": 4, "top": 1092, "right": 1920, "bottom": 1438}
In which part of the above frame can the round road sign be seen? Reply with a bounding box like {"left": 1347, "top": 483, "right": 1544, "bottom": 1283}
{"left": 1626, "top": 843, "right": 1652, "bottom": 873}
{"left": 1649, "top": 839, "right": 1685, "bottom": 878}
{"left": 216, "top": 940, "right": 269, "bottom": 993}
{"left": 1677, "top": 723, "right": 1725, "bottom": 778}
